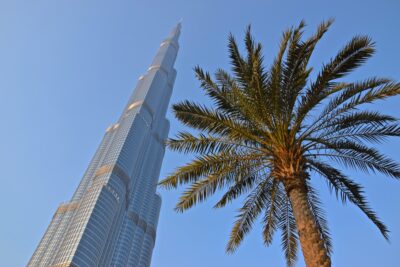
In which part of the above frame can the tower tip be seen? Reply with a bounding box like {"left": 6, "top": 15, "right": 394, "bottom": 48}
{"left": 175, "top": 20, "right": 182, "bottom": 32}
{"left": 168, "top": 21, "right": 181, "bottom": 41}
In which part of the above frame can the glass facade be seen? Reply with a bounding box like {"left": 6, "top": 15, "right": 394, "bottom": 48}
{"left": 28, "top": 24, "right": 181, "bottom": 267}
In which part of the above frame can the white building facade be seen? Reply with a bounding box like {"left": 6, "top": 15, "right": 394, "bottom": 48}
{"left": 28, "top": 24, "right": 181, "bottom": 267}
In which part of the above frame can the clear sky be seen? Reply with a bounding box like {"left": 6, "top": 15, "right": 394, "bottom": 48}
{"left": 1, "top": 0, "right": 399, "bottom": 266}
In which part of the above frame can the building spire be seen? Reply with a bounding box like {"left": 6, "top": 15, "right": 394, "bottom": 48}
{"left": 119, "top": 23, "right": 181, "bottom": 123}
{"left": 167, "top": 22, "right": 182, "bottom": 43}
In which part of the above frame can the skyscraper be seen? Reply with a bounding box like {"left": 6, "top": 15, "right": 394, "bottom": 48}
{"left": 28, "top": 23, "right": 181, "bottom": 267}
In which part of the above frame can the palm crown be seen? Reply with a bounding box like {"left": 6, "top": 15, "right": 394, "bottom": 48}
{"left": 159, "top": 20, "right": 400, "bottom": 267}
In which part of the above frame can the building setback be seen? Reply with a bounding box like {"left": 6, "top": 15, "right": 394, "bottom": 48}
{"left": 28, "top": 24, "right": 181, "bottom": 267}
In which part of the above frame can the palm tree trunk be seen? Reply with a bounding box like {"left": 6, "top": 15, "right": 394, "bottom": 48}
{"left": 284, "top": 180, "right": 331, "bottom": 267}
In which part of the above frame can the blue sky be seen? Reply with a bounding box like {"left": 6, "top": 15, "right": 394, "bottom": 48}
{"left": 1, "top": 0, "right": 400, "bottom": 266}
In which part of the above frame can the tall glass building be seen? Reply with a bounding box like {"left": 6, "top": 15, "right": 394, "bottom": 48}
{"left": 28, "top": 24, "right": 181, "bottom": 267}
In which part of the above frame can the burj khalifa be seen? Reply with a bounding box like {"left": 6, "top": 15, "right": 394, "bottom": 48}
{"left": 28, "top": 23, "right": 181, "bottom": 267}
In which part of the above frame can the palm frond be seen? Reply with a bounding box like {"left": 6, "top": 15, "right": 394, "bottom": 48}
{"left": 172, "top": 100, "right": 271, "bottom": 146}
{"left": 268, "top": 28, "right": 292, "bottom": 123}
{"left": 323, "top": 124, "right": 400, "bottom": 143}
{"left": 195, "top": 67, "right": 245, "bottom": 121}
{"left": 279, "top": 197, "right": 298, "bottom": 267}
{"left": 159, "top": 151, "right": 265, "bottom": 188}
{"left": 305, "top": 138, "right": 400, "bottom": 178}
{"left": 323, "top": 111, "right": 396, "bottom": 132}
{"left": 301, "top": 79, "right": 400, "bottom": 138}
{"left": 214, "top": 165, "right": 267, "bottom": 209}
{"left": 295, "top": 36, "right": 375, "bottom": 130}
{"left": 317, "top": 78, "right": 391, "bottom": 122}
{"left": 167, "top": 132, "right": 265, "bottom": 154}
{"left": 306, "top": 182, "right": 332, "bottom": 255}
{"left": 262, "top": 181, "right": 284, "bottom": 245}
{"left": 228, "top": 33, "right": 251, "bottom": 87}
{"left": 227, "top": 177, "right": 274, "bottom": 252}
{"left": 307, "top": 160, "right": 389, "bottom": 239}
{"left": 310, "top": 111, "right": 399, "bottom": 142}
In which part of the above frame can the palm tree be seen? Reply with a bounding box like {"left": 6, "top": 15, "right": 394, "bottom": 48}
{"left": 159, "top": 20, "right": 400, "bottom": 267}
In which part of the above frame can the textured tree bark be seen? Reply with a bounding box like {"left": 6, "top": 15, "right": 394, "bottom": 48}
{"left": 285, "top": 180, "right": 331, "bottom": 267}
